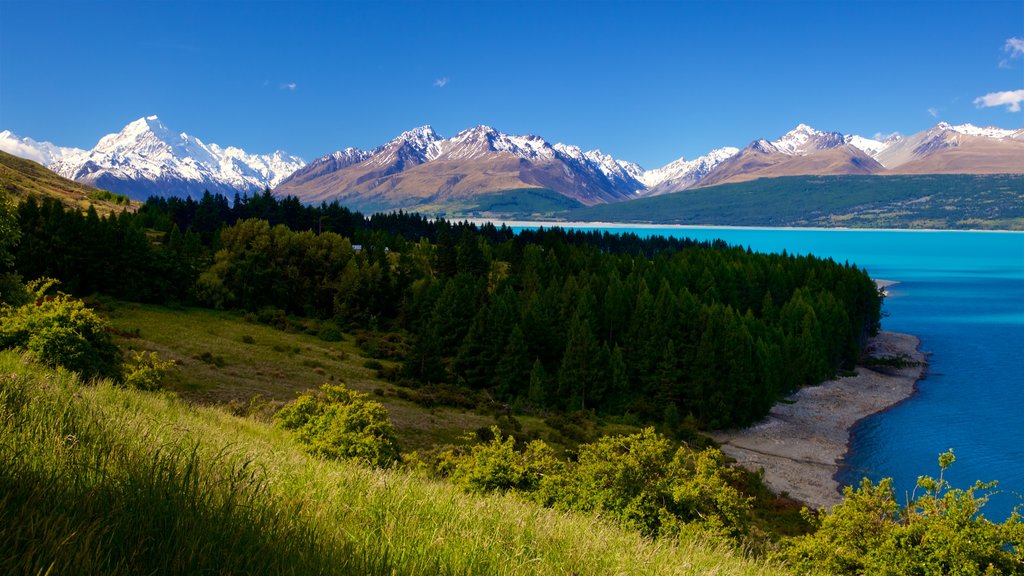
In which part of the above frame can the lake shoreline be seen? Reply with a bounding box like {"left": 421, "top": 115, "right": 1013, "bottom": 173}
{"left": 463, "top": 218, "right": 1024, "bottom": 234}
{"left": 710, "top": 330, "right": 927, "bottom": 511}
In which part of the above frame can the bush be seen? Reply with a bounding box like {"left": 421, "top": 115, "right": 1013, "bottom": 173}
{"left": 274, "top": 383, "right": 400, "bottom": 468}
{"left": 317, "top": 324, "right": 343, "bottom": 342}
{"left": 444, "top": 427, "right": 561, "bottom": 494}
{"left": 0, "top": 279, "right": 121, "bottom": 380}
{"left": 122, "top": 350, "right": 175, "bottom": 391}
{"left": 782, "top": 450, "right": 1024, "bottom": 575}
{"left": 536, "top": 428, "right": 752, "bottom": 539}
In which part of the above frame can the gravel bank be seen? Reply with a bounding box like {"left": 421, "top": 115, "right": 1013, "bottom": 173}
{"left": 712, "top": 330, "right": 927, "bottom": 510}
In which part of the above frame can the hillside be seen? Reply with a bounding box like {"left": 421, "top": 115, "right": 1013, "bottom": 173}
{"left": 564, "top": 174, "right": 1024, "bottom": 230}
{"left": 0, "top": 350, "right": 777, "bottom": 575}
{"left": 0, "top": 150, "right": 136, "bottom": 215}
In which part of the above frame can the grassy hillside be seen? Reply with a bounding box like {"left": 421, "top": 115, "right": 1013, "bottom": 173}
{"left": 565, "top": 174, "right": 1024, "bottom": 229}
{"left": 102, "top": 301, "right": 505, "bottom": 452}
{"left": 0, "top": 350, "right": 781, "bottom": 575}
{"left": 0, "top": 150, "right": 136, "bottom": 215}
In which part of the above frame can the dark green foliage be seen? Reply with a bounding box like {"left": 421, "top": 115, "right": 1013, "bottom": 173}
{"left": 11, "top": 193, "right": 882, "bottom": 429}
{"left": 0, "top": 279, "right": 121, "bottom": 380}
{"left": 568, "top": 174, "right": 1024, "bottom": 229}
{"left": 0, "top": 189, "right": 18, "bottom": 271}
{"left": 275, "top": 383, "right": 401, "bottom": 468}
{"left": 461, "top": 187, "right": 585, "bottom": 217}
{"left": 782, "top": 451, "right": 1024, "bottom": 575}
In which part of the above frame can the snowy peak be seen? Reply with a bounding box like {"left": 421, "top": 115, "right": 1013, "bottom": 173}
{"left": 750, "top": 138, "right": 780, "bottom": 154}
{"left": 946, "top": 123, "right": 1021, "bottom": 140}
{"left": 438, "top": 125, "right": 557, "bottom": 162}
{"left": 0, "top": 130, "right": 86, "bottom": 166}
{"left": 771, "top": 124, "right": 845, "bottom": 155}
{"left": 640, "top": 146, "right": 740, "bottom": 192}
{"left": 386, "top": 125, "right": 442, "bottom": 157}
{"left": 44, "top": 116, "right": 305, "bottom": 199}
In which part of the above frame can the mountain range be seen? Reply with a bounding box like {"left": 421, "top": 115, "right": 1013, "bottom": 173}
{"left": 1, "top": 116, "right": 304, "bottom": 199}
{"left": 2, "top": 116, "right": 1022, "bottom": 213}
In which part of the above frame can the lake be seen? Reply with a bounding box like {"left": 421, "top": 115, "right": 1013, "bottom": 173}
{"left": 514, "top": 224, "right": 1024, "bottom": 519}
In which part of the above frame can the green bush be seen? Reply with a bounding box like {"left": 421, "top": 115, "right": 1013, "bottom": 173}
{"left": 443, "top": 427, "right": 562, "bottom": 494}
{"left": 317, "top": 324, "right": 343, "bottom": 342}
{"left": 782, "top": 450, "right": 1024, "bottom": 575}
{"left": 274, "top": 383, "right": 400, "bottom": 468}
{"left": 123, "top": 350, "right": 175, "bottom": 391}
{"left": 441, "top": 427, "right": 752, "bottom": 541}
{"left": 0, "top": 279, "right": 121, "bottom": 380}
{"left": 537, "top": 428, "right": 752, "bottom": 539}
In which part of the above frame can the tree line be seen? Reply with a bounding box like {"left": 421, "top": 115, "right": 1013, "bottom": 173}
{"left": 9, "top": 190, "right": 882, "bottom": 428}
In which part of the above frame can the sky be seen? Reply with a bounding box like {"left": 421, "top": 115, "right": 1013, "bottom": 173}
{"left": 1, "top": 0, "right": 1022, "bottom": 168}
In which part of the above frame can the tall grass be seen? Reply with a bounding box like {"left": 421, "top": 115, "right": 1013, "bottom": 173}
{"left": 0, "top": 351, "right": 781, "bottom": 575}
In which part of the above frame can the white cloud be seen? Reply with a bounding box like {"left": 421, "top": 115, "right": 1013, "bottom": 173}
{"left": 0, "top": 140, "right": 47, "bottom": 164}
{"left": 927, "top": 107, "right": 939, "bottom": 118}
{"left": 433, "top": 77, "right": 448, "bottom": 88}
{"left": 1006, "top": 37, "right": 1024, "bottom": 58}
{"left": 973, "top": 89, "right": 1024, "bottom": 112}
{"left": 280, "top": 82, "right": 297, "bottom": 91}
{"left": 999, "top": 37, "right": 1024, "bottom": 68}
{"left": 873, "top": 131, "right": 901, "bottom": 142}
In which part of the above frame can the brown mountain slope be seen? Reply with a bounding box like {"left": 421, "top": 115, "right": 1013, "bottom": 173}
{"left": 887, "top": 138, "right": 1024, "bottom": 174}
{"left": 704, "top": 145, "right": 885, "bottom": 186}
{"left": 690, "top": 141, "right": 790, "bottom": 189}
{"left": 0, "top": 150, "right": 137, "bottom": 215}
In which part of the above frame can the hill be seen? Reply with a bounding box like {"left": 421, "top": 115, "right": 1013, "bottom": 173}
{"left": 564, "top": 174, "right": 1024, "bottom": 229}
{"left": 0, "top": 149, "right": 137, "bottom": 215}
{"left": 0, "top": 349, "right": 777, "bottom": 575}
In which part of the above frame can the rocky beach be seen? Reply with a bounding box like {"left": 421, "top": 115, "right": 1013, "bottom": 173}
{"left": 712, "top": 330, "right": 927, "bottom": 510}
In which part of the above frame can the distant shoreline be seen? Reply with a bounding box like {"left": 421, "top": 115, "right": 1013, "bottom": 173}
{"left": 710, "top": 330, "right": 927, "bottom": 511}
{"left": 462, "top": 218, "right": 1023, "bottom": 233}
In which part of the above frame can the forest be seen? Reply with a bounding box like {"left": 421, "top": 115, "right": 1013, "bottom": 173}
{"left": 8, "top": 189, "right": 881, "bottom": 429}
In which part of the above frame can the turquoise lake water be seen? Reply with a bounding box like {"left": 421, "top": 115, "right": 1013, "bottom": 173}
{"left": 516, "top": 225, "right": 1024, "bottom": 518}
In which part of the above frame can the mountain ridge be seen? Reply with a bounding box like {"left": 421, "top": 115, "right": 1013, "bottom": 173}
{"left": 3, "top": 117, "right": 1022, "bottom": 213}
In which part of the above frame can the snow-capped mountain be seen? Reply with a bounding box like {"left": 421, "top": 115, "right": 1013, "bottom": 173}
{"left": 276, "top": 125, "right": 649, "bottom": 208}
{"left": 16, "top": 116, "right": 306, "bottom": 200}
{"left": 843, "top": 134, "right": 899, "bottom": 157}
{"left": 877, "top": 122, "right": 1024, "bottom": 173}
{"left": 640, "top": 147, "right": 740, "bottom": 196}
{"left": 0, "top": 130, "right": 86, "bottom": 167}
{"left": 5, "top": 117, "right": 1021, "bottom": 213}
{"left": 770, "top": 124, "right": 846, "bottom": 156}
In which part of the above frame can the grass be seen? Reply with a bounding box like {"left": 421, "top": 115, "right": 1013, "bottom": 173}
{"left": 99, "top": 301, "right": 811, "bottom": 541}
{"left": 0, "top": 150, "right": 140, "bottom": 216}
{"left": 0, "top": 350, "right": 783, "bottom": 575}
{"left": 102, "top": 301, "right": 497, "bottom": 453}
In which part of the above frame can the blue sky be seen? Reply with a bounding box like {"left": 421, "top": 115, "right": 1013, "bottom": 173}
{"left": 1, "top": 0, "right": 1021, "bottom": 168}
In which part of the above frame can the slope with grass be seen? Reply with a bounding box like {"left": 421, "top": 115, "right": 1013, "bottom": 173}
{"left": 103, "top": 301, "right": 500, "bottom": 453}
{"left": 0, "top": 350, "right": 780, "bottom": 575}
{"left": 0, "top": 150, "right": 137, "bottom": 216}
{"left": 564, "top": 174, "right": 1024, "bottom": 229}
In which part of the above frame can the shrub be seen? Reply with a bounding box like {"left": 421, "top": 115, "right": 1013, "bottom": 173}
{"left": 536, "top": 428, "right": 752, "bottom": 539}
{"left": 445, "top": 427, "right": 561, "bottom": 494}
{"left": 317, "top": 324, "right": 343, "bottom": 342}
{"left": 122, "top": 350, "right": 175, "bottom": 391}
{"left": 782, "top": 450, "right": 1024, "bottom": 575}
{"left": 0, "top": 279, "right": 121, "bottom": 380}
{"left": 274, "top": 383, "right": 400, "bottom": 468}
